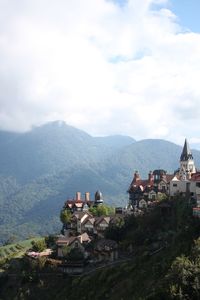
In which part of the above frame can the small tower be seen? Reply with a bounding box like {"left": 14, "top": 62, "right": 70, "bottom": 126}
{"left": 94, "top": 190, "right": 103, "bottom": 206}
{"left": 179, "top": 139, "right": 196, "bottom": 179}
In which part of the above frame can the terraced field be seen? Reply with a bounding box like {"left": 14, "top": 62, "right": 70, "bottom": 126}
{"left": 0, "top": 237, "right": 42, "bottom": 261}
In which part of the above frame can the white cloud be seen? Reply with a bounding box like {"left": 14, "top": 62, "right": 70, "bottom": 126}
{"left": 0, "top": 0, "right": 200, "bottom": 147}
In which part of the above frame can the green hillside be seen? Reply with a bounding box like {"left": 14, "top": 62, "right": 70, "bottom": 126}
{"left": 0, "top": 121, "right": 200, "bottom": 243}
{"left": 1, "top": 196, "right": 200, "bottom": 300}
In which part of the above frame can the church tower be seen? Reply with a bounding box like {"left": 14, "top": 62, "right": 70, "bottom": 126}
{"left": 179, "top": 138, "right": 196, "bottom": 179}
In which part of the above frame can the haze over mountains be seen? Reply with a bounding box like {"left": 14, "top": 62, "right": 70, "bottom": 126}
{"left": 0, "top": 121, "right": 200, "bottom": 244}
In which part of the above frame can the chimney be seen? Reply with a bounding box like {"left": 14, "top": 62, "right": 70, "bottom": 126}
{"left": 76, "top": 192, "right": 81, "bottom": 201}
{"left": 85, "top": 192, "right": 90, "bottom": 202}
{"left": 148, "top": 171, "right": 153, "bottom": 184}
{"left": 133, "top": 171, "right": 140, "bottom": 182}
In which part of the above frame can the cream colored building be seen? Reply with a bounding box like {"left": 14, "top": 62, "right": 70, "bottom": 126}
{"left": 169, "top": 139, "right": 200, "bottom": 203}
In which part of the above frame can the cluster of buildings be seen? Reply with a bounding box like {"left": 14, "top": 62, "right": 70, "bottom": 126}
{"left": 68, "top": 211, "right": 120, "bottom": 235}
{"left": 56, "top": 192, "right": 121, "bottom": 274}
{"left": 128, "top": 139, "right": 200, "bottom": 214}
{"left": 56, "top": 138, "right": 200, "bottom": 273}
{"left": 27, "top": 138, "right": 200, "bottom": 275}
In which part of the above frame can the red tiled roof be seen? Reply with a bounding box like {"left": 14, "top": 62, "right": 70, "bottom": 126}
{"left": 166, "top": 174, "right": 175, "bottom": 182}
{"left": 191, "top": 172, "right": 200, "bottom": 182}
{"left": 129, "top": 173, "right": 174, "bottom": 190}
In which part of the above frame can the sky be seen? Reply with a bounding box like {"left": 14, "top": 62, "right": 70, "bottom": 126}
{"left": 0, "top": 0, "right": 200, "bottom": 148}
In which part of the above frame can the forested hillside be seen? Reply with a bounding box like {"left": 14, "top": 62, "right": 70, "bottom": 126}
{"left": 0, "top": 121, "right": 200, "bottom": 243}
{"left": 1, "top": 196, "right": 200, "bottom": 300}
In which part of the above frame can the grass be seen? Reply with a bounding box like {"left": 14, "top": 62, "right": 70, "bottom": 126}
{"left": 0, "top": 237, "right": 43, "bottom": 260}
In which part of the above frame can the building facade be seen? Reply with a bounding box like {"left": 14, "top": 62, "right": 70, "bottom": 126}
{"left": 64, "top": 191, "right": 104, "bottom": 213}
{"left": 128, "top": 138, "right": 199, "bottom": 209}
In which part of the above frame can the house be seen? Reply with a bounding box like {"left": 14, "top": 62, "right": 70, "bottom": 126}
{"left": 128, "top": 170, "right": 173, "bottom": 208}
{"left": 70, "top": 211, "right": 93, "bottom": 233}
{"left": 138, "top": 199, "right": 147, "bottom": 209}
{"left": 64, "top": 191, "right": 104, "bottom": 213}
{"left": 82, "top": 217, "right": 95, "bottom": 233}
{"left": 94, "top": 239, "right": 118, "bottom": 262}
{"left": 128, "top": 138, "right": 199, "bottom": 209}
{"left": 169, "top": 140, "right": 200, "bottom": 204}
{"left": 56, "top": 232, "right": 91, "bottom": 258}
{"left": 65, "top": 192, "right": 93, "bottom": 212}
{"left": 95, "top": 216, "right": 111, "bottom": 232}
{"left": 67, "top": 210, "right": 122, "bottom": 236}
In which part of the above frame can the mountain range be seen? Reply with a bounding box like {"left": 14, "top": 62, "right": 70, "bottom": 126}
{"left": 0, "top": 120, "right": 200, "bottom": 244}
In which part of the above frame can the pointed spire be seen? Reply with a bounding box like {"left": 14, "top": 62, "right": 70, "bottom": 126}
{"left": 180, "top": 138, "right": 193, "bottom": 161}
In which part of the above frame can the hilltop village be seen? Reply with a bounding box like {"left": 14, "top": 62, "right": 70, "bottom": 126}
{"left": 2, "top": 139, "right": 200, "bottom": 300}
{"left": 23, "top": 138, "right": 200, "bottom": 275}
{"left": 128, "top": 138, "right": 200, "bottom": 211}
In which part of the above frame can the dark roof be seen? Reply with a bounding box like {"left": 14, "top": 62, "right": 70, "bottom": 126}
{"left": 95, "top": 216, "right": 110, "bottom": 226}
{"left": 95, "top": 190, "right": 103, "bottom": 202}
{"left": 180, "top": 138, "right": 193, "bottom": 161}
{"left": 82, "top": 217, "right": 95, "bottom": 225}
{"left": 166, "top": 174, "right": 175, "bottom": 182}
{"left": 56, "top": 236, "right": 79, "bottom": 246}
{"left": 153, "top": 169, "right": 166, "bottom": 175}
{"left": 72, "top": 211, "right": 93, "bottom": 220}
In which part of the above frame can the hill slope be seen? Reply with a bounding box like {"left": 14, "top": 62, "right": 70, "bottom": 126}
{"left": 1, "top": 196, "right": 200, "bottom": 300}
{"left": 0, "top": 121, "right": 200, "bottom": 243}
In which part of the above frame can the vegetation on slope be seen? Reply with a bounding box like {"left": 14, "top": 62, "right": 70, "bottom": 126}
{"left": 1, "top": 196, "right": 200, "bottom": 299}
{"left": 1, "top": 121, "right": 200, "bottom": 243}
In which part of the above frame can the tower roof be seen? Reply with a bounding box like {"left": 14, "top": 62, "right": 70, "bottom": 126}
{"left": 180, "top": 139, "right": 193, "bottom": 161}
{"left": 95, "top": 190, "right": 103, "bottom": 203}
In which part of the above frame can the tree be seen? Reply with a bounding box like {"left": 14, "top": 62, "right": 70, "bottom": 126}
{"left": 89, "top": 204, "right": 115, "bottom": 217}
{"left": 31, "top": 239, "right": 46, "bottom": 252}
{"left": 62, "top": 245, "right": 70, "bottom": 258}
{"left": 166, "top": 254, "right": 200, "bottom": 299}
{"left": 191, "top": 238, "right": 200, "bottom": 262}
{"left": 67, "top": 248, "right": 84, "bottom": 261}
{"left": 105, "top": 218, "right": 125, "bottom": 242}
{"left": 45, "top": 235, "right": 57, "bottom": 248}
{"left": 60, "top": 209, "right": 72, "bottom": 225}
{"left": 157, "top": 193, "right": 168, "bottom": 202}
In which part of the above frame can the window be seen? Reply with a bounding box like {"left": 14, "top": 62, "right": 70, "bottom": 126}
{"left": 196, "top": 182, "right": 200, "bottom": 188}
{"left": 173, "top": 184, "right": 177, "bottom": 187}
{"left": 161, "top": 186, "right": 166, "bottom": 192}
